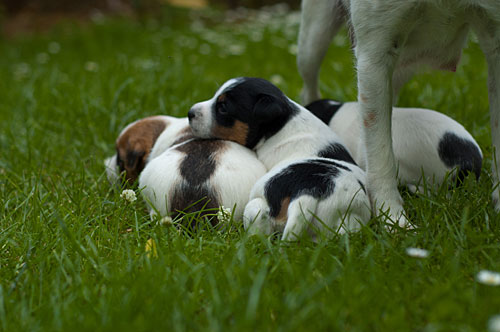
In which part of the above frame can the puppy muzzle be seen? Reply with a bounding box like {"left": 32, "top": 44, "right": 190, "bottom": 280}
{"left": 188, "top": 104, "right": 213, "bottom": 138}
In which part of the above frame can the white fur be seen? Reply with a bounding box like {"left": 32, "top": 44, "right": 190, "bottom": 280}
{"left": 329, "top": 102, "right": 482, "bottom": 190}
{"left": 139, "top": 139, "right": 267, "bottom": 220}
{"left": 148, "top": 117, "right": 190, "bottom": 161}
{"left": 298, "top": 0, "right": 500, "bottom": 221}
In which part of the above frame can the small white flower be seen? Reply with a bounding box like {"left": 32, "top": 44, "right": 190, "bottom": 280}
{"left": 199, "top": 44, "right": 211, "bottom": 55}
{"left": 405, "top": 247, "right": 429, "bottom": 258}
{"left": 288, "top": 44, "right": 298, "bottom": 55}
{"left": 227, "top": 44, "right": 245, "bottom": 56}
{"left": 48, "top": 42, "right": 61, "bottom": 54}
{"left": 13, "top": 63, "right": 30, "bottom": 81}
{"left": 217, "top": 206, "right": 232, "bottom": 224}
{"left": 477, "top": 270, "right": 500, "bottom": 286}
{"left": 36, "top": 52, "right": 49, "bottom": 64}
{"left": 270, "top": 74, "right": 285, "bottom": 86}
{"left": 489, "top": 315, "right": 500, "bottom": 332}
{"left": 120, "top": 189, "right": 137, "bottom": 203}
{"left": 158, "top": 216, "right": 174, "bottom": 226}
{"left": 85, "top": 61, "right": 99, "bottom": 72}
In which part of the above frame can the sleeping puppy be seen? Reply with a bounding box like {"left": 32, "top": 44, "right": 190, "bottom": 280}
{"left": 104, "top": 115, "right": 191, "bottom": 185}
{"left": 306, "top": 99, "right": 483, "bottom": 191}
{"left": 139, "top": 138, "right": 267, "bottom": 226}
{"left": 105, "top": 115, "right": 267, "bottom": 226}
{"left": 188, "top": 77, "right": 371, "bottom": 240}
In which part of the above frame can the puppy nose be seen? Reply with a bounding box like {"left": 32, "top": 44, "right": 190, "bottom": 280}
{"left": 188, "top": 108, "right": 197, "bottom": 121}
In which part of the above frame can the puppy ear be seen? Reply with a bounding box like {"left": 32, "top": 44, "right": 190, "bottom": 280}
{"left": 126, "top": 150, "right": 146, "bottom": 171}
{"left": 253, "top": 94, "right": 287, "bottom": 123}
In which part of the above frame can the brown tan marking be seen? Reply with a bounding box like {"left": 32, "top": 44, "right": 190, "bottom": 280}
{"left": 217, "top": 93, "right": 226, "bottom": 103}
{"left": 212, "top": 120, "right": 249, "bottom": 146}
{"left": 116, "top": 116, "right": 168, "bottom": 183}
{"left": 363, "top": 111, "right": 377, "bottom": 129}
{"left": 275, "top": 196, "right": 291, "bottom": 226}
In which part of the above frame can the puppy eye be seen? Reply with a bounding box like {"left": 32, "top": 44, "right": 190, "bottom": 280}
{"left": 217, "top": 102, "right": 228, "bottom": 115}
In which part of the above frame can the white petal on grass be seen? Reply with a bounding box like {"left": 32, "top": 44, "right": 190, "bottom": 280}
{"left": 405, "top": 247, "right": 429, "bottom": 258}
{"left": 217, "top": 206, "right": 232, "bottom": 224}
{"left": 288, "top": 44, "right": 298, "bottom": 55}
{"left": 227, "top": 44, "right": 245, "bottom": 56}
{"left": 476, "top": 270, "right": 500, "bottom": 286}
{"left": 489, "top": 315, "right": 500, "bottom": 332}
{"left": 120, "top": 189, "right": 137, "bottom": 203}
{"left": 270, "top": 74, "right": 284, "bottom": 86}
{"left": 48, "top": 42, "right": 61, "bottom": 54}
{"left": 85, "top": 61, "right": 99, "bottom": 72}
{"left": 13, "top": 63, "right": 30, "bottom": 81}
{"left": 158, "top": 216, "right": 174, "bottom": 226}
{"left": 36, "top": 53, "right": 49, "bottom": 64}
{"left": 199, "top": 44, "right": 211, "bottom": 55}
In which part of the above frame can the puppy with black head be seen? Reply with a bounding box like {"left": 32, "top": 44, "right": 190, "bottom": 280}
{"left": 306, "top": 99, "right": 483, "bottom": 191}
{"left": 189, "top": 77, "right": 371, "bottom": 241}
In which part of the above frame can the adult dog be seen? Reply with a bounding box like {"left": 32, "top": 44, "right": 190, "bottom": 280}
{"left": 297, "top": 0, "right": 500, "bottom": 225}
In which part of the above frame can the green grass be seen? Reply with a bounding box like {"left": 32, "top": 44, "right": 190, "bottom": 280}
{"left": 1, "top": 5, "right": 500, "bottom": 331}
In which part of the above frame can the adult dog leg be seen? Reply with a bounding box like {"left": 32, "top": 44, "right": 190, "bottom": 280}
{"left": 351, "top": 8, "right": 410, "bottom": 227}
{"left": 297, "top": 0, "right": 345, "bottom": 104}
{"left": 475, "top": 19, "right": 500, "bottom": 210}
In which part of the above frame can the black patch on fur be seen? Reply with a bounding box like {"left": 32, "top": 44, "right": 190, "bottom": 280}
{"left": 438, "top": 132, "right": 482, "bottom": 182}
{"left": 170, "top": 185, "right": 219, "bottom": 230}
{"left": 170, "top": 139, "right": 225, "bottom": 228}
{"left": 305, "top": 99, "right": 343, "bottom": 125}
{"left": 176, "top": 139, "right": 223, "bottom": 185}
{"left": 317, "top": 142, "right": 356, "bottom": 165}
{"left": 265, "top": 159, "right": 350, "bottom": 218}
{"left": 213, "top": 77, "right": 299, "bottom": 148}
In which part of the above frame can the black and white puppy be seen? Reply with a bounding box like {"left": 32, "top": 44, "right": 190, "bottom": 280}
{"left": 297, "top": 0, "right": 500, "bottom": 224}
{"left": 139, "top": 138, "right": 267, "bottom": 225}
{"left": 188, "top": 77, "right": 371, "bottom": 240}
{"left": 105, "top": 115, "right": 267, "bottom": 226}
{"left": 306, "top": 99, "right": 483, "bottom": 191}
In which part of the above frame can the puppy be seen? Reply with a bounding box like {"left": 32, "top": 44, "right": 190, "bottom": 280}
{"left": 104, "top": 115, "right": 191, "bottom": 184}
{"left": 188, "top": 77, "right": 371, "bottom": 241}
{"left": 306, "top": 99, "right": 483, "bottom": 191}
{"left": 297, "top": 0, "right": 500, "bottom": 223}
{"left": 105, "top": 115, "right": 267, "bottom": 226}
{"left": 139, "top": 138, "right": 267, "bottom": 226}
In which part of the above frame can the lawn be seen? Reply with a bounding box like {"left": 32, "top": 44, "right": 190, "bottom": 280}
{"left": 1, "top": 5, "right": 500, "bottom": 331}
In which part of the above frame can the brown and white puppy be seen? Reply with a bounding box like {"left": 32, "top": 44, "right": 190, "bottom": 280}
{"left": 188, "top": 77, "right": 371, "bottom": 241}
{"left": 105, "top": 115, "right": 267, "bottom": 226}
{"left": 104, "top": 115, "right": 191, "bottom": 185}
